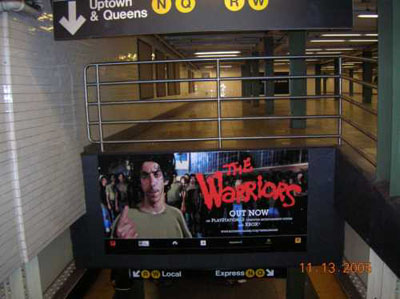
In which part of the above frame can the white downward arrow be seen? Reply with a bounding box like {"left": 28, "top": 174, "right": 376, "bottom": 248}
{"left": 131, "top": 270, "right": 140, "bottom": 278}
{"left": 266, "top": 269, "right": 275, "bottom": 277}
{"left": 59, "top": 1, "right": 86, "bottom": 35}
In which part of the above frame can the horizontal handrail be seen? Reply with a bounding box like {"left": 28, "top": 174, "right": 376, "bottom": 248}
{"left": 224, "top": 95, "right": 339, "bottom": 101}
{"left": 341, "top": 95, "right": 377, "bottom": 116}
{"left": 86, "top": 55, "right": 342, "bottom": 67}
{"left": 86, "top": 74, "right": 338, "bottom": 87}
{"left": 342, "top": 137, "right": 377, "bottom": 167}
{"left": 88, "top": 115, "right": 340, "bottom": 125}
{"left": 342, "top": 75, "right": 378, "bottom": 89}
{"left": 341, "top": 55, "right": 378, "bottom": 64}
{"left": 86, "top": 95, "right": 339, "bottom": 106}
{"left": 342, "top": 117, "right": 377, "bottom": 142}
{"left": 89, "top": 134, "right": 340, "bottom": 144}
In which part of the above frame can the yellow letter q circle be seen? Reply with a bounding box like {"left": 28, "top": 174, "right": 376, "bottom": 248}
{"left": 175, "top": 0, "right": 196, "bottom": 13}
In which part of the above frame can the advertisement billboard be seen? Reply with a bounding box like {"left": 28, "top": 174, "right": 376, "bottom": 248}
{"left": 74, "top": 147, "right": 342, "bottom": 270}
{"left": 97, "top": 149, "right": 308, "bottom": 253}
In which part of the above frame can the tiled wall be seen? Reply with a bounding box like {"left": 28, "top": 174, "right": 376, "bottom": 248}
{"left": 0, "top": 11, "right": 25, "bottom": 284}
{"left": 0, "top": 2, "right": 140, "bottom": 283}
{"left": 0, "top": 1, "right": 191, "bottom": 285}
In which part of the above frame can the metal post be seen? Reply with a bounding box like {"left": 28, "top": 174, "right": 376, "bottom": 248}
{"left": 264, "top": 37, "right": 275, "bottom": 114}
{"left": 362, "top": 50, "right": 373, "bottom": 104}
{"left": 338, "top": 57, "right": 343, "bottom": 146}
{"left": 315, "top": 64, "right": 321, "bottom": 96}
{"left": 96, "top": 65, "right": 105, "bottom": 152}
{"left": 242, "top": 62, "right": 251, "bottom": 115}
{"left": 349, "top": 69, "right": 354, "bottom": 97}
{"left": 251, "top": 52, "right": 260, "bottom": 107}
{"left": 334, "top": 58, "right": 340, "bottom": 96}
{"left": 323, "top": 76, "right": 327, "bottom": 95}
{"left": 390, "top": 0, "right": 400, "bottom": 196}
{"left": 84, "top": 66, "right": 94, "bottom": 143}
{"left": 289, "top": 32, "right": 307, "bottom": 129}
{"left": 377, "top": 0, "right": 393, "bottom": 183}
{"left": 217, "top": 60, "right": 222, "bottom": 149}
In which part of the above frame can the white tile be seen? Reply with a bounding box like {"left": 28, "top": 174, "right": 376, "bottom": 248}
{"left": 0, "top": 3, "right": 142, "bottom": 282}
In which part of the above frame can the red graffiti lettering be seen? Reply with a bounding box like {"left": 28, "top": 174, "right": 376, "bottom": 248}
{"left": 222, "top": 158, "right": 254, "bottom": 176}
{"left": 196, "top": 172, "right": 302, "bottom": 210}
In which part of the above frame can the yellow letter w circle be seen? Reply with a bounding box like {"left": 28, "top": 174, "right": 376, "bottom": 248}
{"left": 152, "top": 0, "right": 172, "bottom": 15}
{"left": 225, "top": 0, "right": 245, "bottom": 12}
{"left": 176, "top": 0, "right": 196, "bottom": 13}
{"left": 248, "top": 0, "right": 269, "bottom": 11}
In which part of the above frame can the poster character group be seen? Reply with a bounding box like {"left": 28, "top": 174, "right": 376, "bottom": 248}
{"left": 98, "top": 150, "right": 308, "bottom": 241}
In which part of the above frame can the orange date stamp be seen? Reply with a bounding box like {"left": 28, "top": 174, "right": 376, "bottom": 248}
{"left": 300, "top": 262, "right": 372, "bottom": 274}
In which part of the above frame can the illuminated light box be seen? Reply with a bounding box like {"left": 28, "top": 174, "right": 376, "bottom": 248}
{"left": 73, "top": 148, "right": 343, "bottom": 270}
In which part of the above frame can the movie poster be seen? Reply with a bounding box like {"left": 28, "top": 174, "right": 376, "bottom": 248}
{"left": 98, "top": 149, "right": 308, "bottom": 251}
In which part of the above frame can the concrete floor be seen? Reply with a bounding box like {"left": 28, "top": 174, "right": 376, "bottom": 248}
{"left": 95, "top": 91, "right": 377, "bottom": 170}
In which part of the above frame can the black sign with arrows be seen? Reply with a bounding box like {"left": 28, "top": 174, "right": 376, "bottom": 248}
{"left": 53, "top": 0, "right": 353, "bottom": 40}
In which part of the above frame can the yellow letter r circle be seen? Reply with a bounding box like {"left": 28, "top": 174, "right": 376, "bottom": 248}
{"left": 176, "top": 0, "right": 196, "bottom": 13}
{"left": 224, "top": 0, "right": 245, "bottom": 12}
{"left": 248, "top": 0, "right": 269, "bottom": 11}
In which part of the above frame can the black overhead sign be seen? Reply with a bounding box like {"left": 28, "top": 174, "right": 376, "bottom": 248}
{"left": 53, "top": 0, "right": 353, "bottom": 40}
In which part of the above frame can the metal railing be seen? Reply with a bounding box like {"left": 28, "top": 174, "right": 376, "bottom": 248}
{"left": 84, "top": 55, "right": 378, "bottom": 167}
{"left": 340, "top": 55, "right": 378, "bottom": 167}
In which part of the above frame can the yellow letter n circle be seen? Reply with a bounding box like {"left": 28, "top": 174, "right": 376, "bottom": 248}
{"left": 248, "top": 0, "right": 269, "bottom": 11}
{"left": 176, "top": 0, "right": 196, "bottom": 13}
{"left": 152, "top": 0, "right": 172, "bottom": 15}
{"left": 225, "top": 0, "right": 245, "bottom": 12}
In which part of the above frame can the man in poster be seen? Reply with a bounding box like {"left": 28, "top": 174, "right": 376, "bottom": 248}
{"left": 114, "top": 155, "right": 191, "bottom": 239}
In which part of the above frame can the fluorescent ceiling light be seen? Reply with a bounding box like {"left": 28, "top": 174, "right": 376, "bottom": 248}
{"left": 308, "top": 48, "right": 355, "bottom": 51}
{"left": 321, "top": 33, "right": 361, "bottom": 37}
{"left": 357, "top": 14, "right": 378, "bottom": 18}
{"left": 196, "top": 54, "right": 239, "bottom": 58}
{"left": 365, "top": 33, "right": 378, "bottom": 37}
{"left": 195, "top": 51, "right": 241, "bottom": 55}
{"left": 348, "top": 39, "right": 378, "bottom": 42}
{"left": 325, "top": 48, "right": 355, "bottom": 51}
{"left": 204, "top": 65, "right": 233, "bottom": 69}
{"left": 310, "top": 39, "right": 346, "bottom": 43}
{"left": 316, "top": 51, "right": 342, "bottom": 54}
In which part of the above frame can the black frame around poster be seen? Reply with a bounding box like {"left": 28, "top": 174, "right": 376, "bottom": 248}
{"left": 72, "top": 147, "right": 344, "bottom": 270}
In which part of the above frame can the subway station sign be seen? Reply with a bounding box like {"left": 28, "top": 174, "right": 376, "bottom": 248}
{"left": 53, "top": 0, "right": 352, "bottom": 40}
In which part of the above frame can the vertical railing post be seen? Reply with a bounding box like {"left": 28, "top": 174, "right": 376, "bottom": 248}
{"left": 84, "top": 66, "right": 93, "bottom": 143}
{"left": 96, "top": 65, "right": 105, "bottom": 152}
{"left": 217, "top": 59, "right": 222, "bottom": 149}
{"left": 338, "top": 56, "right": 343, "bottom": 146}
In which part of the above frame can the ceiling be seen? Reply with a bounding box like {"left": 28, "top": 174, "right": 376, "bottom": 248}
{"left": 158, "top": 0, "right": 378, "bottom": 59}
